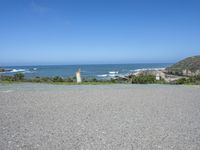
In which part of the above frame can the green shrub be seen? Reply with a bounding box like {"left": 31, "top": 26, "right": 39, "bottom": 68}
{"left": 186, "top": 76, "right": 200, "bottom": 84}
{"left": 175, "top": 76, "right": 200, "bottom": 85}
{"left": 52, "top": 76, "right": 64, "bottom": 82}
{"left": 0, "top": 75, "right": 14, "bottom": 81}
{"left": 13, "top": 73, "right": 24, "bottom": 81}
{"left": 175, "top": 78, "right": 187, "bottom": 84}
{"left": 31, "top": 77, "right": 52, "bottom": 82}
{"left": 29, "top": 77, "right": 40, "bottom": 82}
{"left": 131, "top": 75, "right": 156, "bottom": 84}
{"left": 65, "top": 77, "right": 74, "bottom": 82}
{"left": 72, "top": 76, "right": 77, "bottom": 82}
{"left": 81, "top": 77, "right": 87, "bottom": 82}
{"left": 110, "top": 78, "right": 116, "bottom": 83}
{"left": 0, "top": 73, "right": 24, "bottom": 82}
{"left": 41, "top": 77, "right": 51, "bottom": 82}
{"left": 91, "top": 78, "right": 98, "bottom": 82}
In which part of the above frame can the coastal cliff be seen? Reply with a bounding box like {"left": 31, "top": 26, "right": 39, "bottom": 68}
{"left": 166, "top": 56, "right": 200, "bottom": 76}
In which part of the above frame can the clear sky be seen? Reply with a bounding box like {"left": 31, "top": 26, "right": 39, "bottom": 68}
{"left": 0, "top": 0, "right": 200, "bottom": 66}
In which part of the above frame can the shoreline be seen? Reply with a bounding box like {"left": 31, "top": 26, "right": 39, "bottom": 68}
{"left": 0, "top": 64, "right": 170, "bottom": 80}
{"left": 1, "top": 66, "right": 200, "bottom": 85}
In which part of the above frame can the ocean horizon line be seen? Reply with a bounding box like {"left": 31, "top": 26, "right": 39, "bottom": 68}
{"left": 1, "top": 62, "right": 172, "bottom": 67}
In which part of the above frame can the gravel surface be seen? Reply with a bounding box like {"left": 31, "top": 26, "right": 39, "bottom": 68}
{"left": 0, "top": 83, "right": 200, "bottom": 150}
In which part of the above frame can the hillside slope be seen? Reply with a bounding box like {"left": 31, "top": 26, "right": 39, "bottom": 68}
{"left": 166, "top": 56, "right": 200, "bottom": 76}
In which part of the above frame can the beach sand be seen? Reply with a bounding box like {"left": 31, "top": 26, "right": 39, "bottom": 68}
{"left": 0, "top": 83, "right": 200, "bottom": 149}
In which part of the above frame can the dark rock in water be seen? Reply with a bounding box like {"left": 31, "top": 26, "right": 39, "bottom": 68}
{"left": 0, "top": 68, "right": 12, "bottom": 72}
{"left": 0, "top": 68, "right": 5, "bottom": 72}
{"left": 166, "top": 56, "right": 200, "bottom": 76}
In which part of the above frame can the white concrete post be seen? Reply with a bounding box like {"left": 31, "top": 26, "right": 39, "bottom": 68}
{"left": 76, "top": 68, "right": 82, "bottom": 83}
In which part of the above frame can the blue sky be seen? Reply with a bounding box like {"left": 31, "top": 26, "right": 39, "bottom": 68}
{"left": 0, "top": 0, "right": 200, "bottom": 65}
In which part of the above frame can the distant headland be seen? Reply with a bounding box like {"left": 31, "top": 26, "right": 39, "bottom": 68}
{"left": 166, "top": 55, "right": 200, "bottom": 76}
{"left": 117, "top": 55, "right": 200, "bottom": 84}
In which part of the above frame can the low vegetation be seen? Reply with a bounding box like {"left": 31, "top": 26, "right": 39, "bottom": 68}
{"left": 175, "top": 76, "right": 200, "bottom": 85}
{"left": 0, "top": 73, "right": 25, "bottom": 81}
{"left": 0, "top": 73, "right": 115, "bottom": 85}
{"left": 0, "top": 72, "right": 200, "bottom": 85}
{"left": 129, "top": 75, "right": 165, "bottom": 84}
{"left": 131, "top": 75, "right": 156, "bottom": 84}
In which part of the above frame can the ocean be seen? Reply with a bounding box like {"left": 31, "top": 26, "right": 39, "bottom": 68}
{"left": 0, "top": 63, "right": 171, "bottom": 79}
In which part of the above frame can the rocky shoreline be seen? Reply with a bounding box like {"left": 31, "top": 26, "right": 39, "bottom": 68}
{"left": 114, "top": 69, "right": 184, "bottom": 83}
{"left": 115, "top": 56, "right": 200, "bottom": 83}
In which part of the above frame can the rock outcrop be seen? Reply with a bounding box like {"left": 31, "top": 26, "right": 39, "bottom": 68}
{"left": 0, "top": 68, "right": 5, "bottom": 72}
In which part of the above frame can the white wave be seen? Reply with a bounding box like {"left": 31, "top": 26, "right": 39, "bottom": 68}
{"left": 33, "top": 68, "right": 37, "bottom": 71}
{"left": 109, "top": 74, "right": 117, "bottom": 77}
{"left": 109, "top": 71, "right": 118, "bottom": 74}
{"left": 9, "top": 68, "right": 33, "bottom": 74}
{"left": 114, "top": 74, "right": 125, "bottom": 77}
{"left": 132, "top": 72, "right": 141, "bottom": 76}
{"left": 97, "top": 74, "right": 108, "bottom": 77}
{"left": 133, "top": 67, "right": 165, "bottom": 72}
{"left": 10, "top": 69, "right": 26, "bottom": 73}
{"left": 126, "top": 68, "right": 166, "bottom": 76}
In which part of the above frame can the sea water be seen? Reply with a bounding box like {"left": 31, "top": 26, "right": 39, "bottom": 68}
{"left": 0, "top": 63, "right": 171, "bottom": 79}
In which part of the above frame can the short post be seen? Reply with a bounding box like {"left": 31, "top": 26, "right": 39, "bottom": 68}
{"left": 156, "top": 73, "right": 160, "bottom": 81}
{"left": 76, "top": 68, "right": 82, "bottom": 83}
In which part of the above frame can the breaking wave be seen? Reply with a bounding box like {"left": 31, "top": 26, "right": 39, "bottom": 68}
{"left": 9, "top": 68, "right": 35, "bottom": 74}
{"left": 10, "top": 69, "right": 26, "bottom": 73}
{"left": 97, "top": 74, "right": 108, "bottom": 77}
{"left": 109, "top": 71, "right": 119, "bottom": 74}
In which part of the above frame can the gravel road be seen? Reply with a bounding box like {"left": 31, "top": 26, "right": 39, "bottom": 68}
{"left": 0, "top": 83, "right": 200, "bottom": 149}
